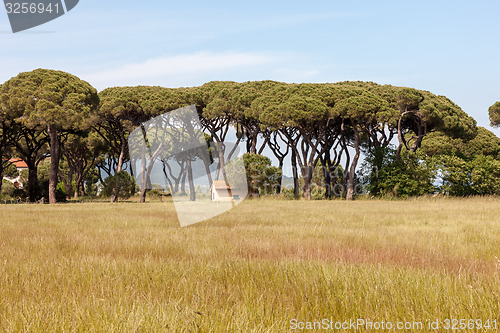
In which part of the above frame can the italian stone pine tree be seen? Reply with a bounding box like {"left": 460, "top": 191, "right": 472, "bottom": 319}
{"left": 0, "top": 69, "right": 98, "bottom": 203}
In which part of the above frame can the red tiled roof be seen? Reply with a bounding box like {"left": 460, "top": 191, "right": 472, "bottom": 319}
{"left": 212, "top": 180, "right": 231, "bottom": 190}
{"left": 9, "top": 159, "right": 28, "bottom": 169}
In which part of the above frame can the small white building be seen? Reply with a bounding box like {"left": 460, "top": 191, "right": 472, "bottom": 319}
{"left": 211, "top": 180, "right": 243, "bottom": 202}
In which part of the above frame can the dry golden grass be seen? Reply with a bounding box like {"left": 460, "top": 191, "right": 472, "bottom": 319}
{"left": 0, "top": 197, "right": 499, "bottom": 332}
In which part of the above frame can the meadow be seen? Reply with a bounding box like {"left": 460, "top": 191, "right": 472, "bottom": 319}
{"left": 0, "top": 197, "right": 499, "bottom": 332}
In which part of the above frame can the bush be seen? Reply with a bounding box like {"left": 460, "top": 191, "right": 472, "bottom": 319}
{"left": 147, "top": 189, "right": 171, "bottom": 199}
{"left": 1, "top": 180, "right": 16, "bottom": 199}
{"left": 56, "top": 182, "right": 67, "bottom": 202}
{"left": 432, "top": 154, "right": 500, "bottom": 196}
{"left": 279, "top": 187, "right": 299, "bottom": 200}
{"left": 239, "top": 153, "right": 282, "bottom": 196}
{"left": 101, "top": 171, "right": 134, "bottom": 200}
{"left": 0, "top": 180, "right": 27, "bottom": 200}
{"left": 363, "top": 147, "right": 436, "bottom": 198}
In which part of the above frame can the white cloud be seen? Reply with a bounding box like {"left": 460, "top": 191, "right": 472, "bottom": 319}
{"left": 81, "top": 51, "right": 280, "bottom": 90}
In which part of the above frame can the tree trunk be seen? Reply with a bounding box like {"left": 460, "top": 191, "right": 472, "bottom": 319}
{"left": 187, "top": 159, "right": 196, "bottom": 201}
{"left": 61, "top": 176, "right": 70, "bottom": 200}
{"left": 110, "top": 189, "right": 119, "bottom": 203}
{"left": 180, "top": 168, "right": 187, "bottom": 195}
{"left": 216, "top": 142, "right": 226, "bottom": 181}
{"left": 302, "top": 165, "right": 313, "bottom": 200}
{"left": 0, "top": 162, "right": 3, "bottom": 194}
{"left": 322, "top": 157, "right": 332, "bottom": 199}
{"left": 140, "top": 187, "right": 147, "bottom": 203}
{"left": 129, "top": 159, "right": 136, "bottom": 196}
{"left": 78, "top": 181, "right": 85, "bottom": 197}
{"left": 139, "top": 150, "right": 147, "bottom": 203}
{"left": 161, "top": 161, "right": 175, "bottom": 195}
{"left": 116, "top": 136, "right": 126, "bottom": 174}
{"left": 64, "top": 158, "right": 78, "bottom": 199}
{"left": 62, "top": 169, "right": 74, "bottom": 200}
{"left": 346, "top": 129, "right": 360, "bottom": 201}
{"left": 396, "top": 110, "right": 410, "bottom": 161}
{"left": 73, "top": 182, "right": 79, "bottom": 199}
{"left": 291, "top": 149, "right": 299, "bottom": 197}
{"left": 396, "top": 144, "right": 403, "bottom": 160}
{"left": 73, "top": 160, "right": 83, "bottom": 199}
{"left": 200, "top": 149, "right": 213, "bottom": 190}
{"left": 276, "top": 158, "right": 284, "bottom": 195}
{"left": 250, "top": 136, "right": 257, "bottom": 154}
{"left": 0, "top": 162, "right": 3, "bottom": 193}
{"left": 342, "top": 139, "right": 350, "bottom": 198}
{"left": 26, "top": 161, "right": 39, "bottom": 202}
{"left": 48, "top": 124, "right": 60, "bottom": 204}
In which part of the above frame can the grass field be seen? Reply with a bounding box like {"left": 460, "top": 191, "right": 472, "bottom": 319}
{"left": 0, "top": 197, "right": 499, "bottom": 332}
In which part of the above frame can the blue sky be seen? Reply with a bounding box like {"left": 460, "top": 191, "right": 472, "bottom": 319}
{"left": 1, "top": 0, "right": 499, "bottom": 136}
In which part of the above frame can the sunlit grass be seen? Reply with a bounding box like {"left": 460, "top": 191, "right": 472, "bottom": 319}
{"left": 0, "top": 197, "right": 499, "bottom": 332}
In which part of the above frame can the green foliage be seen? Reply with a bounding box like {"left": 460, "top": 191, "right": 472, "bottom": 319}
{"left": 1, "top": 76, "right": 496, "bottom": 201}
{"left": 431, "top": 154, "right": 500, "bottom": 196}
{"left": 97, "top": 86, "right": 186, "bottom": 141}
{"left": 3, "top": 163, "right": 19, "bottom": 178}
{"left": 417, "top": 127, "right": 500, "bottom": 196}
{"left": 101, "top": 171, "right": 134, "bottom": 200}
{"left": 84, "top": 168, "right": 101, "bottom": 196}
{"left": 429, "top": 155, "right": 468, "bottom": 196}
{"left": 239, "top": 153, "right": 282, "bottom": 196}
{"left": 55, "top": 182, "right": 67, "bottom": 202}
{"left": 279, "top": 187, "right": 299, "bottom": 200}
{"left": 364, "top": 147, "right": 436, "bottom": 197}
{"left": 0, "top": 69, "right": 98, "bottom": 130}
{"left": 147, "top": 189, "right": 170, "bottom": 199}
{"left": 420, "top": 127, "right": 500, "bottom": 159}
{"left": 37, "top": 159, "right": 50, "bottom": 184}
{"left": 469, "top": 156, "right": 500, "bottom": 195}
{"left": 37, "top": 179, "right": 66, "bottom": 203}
{"left": 489, "top": 101, "right": 500, "bottom": 127}
{"left": 1, "top": 69, "right": 99, "bottom": 203}
{"left": 298, "top": 161, "right": 345, "bottom": 198}
{"left": 1, "top": 180, "right": 15, "bottom": 199}
{"left": 1, "top": 179, "right": 27, "bottom": 200}
{"left": 418, "top": 93, "right": 477, "bottom": 139}
{"left": 395, "top": 88, "right": 424, "bottom": 111}
{"left": 362, "top": 146, "right": 394, "bottom": 196}
{"left": 463, "top": 127, "right": 500, "bottom": 158}
{"left": 332, "top": 92, "right": 389, "bottom": 124}
{"left": 366, "top": 140, "right": 500, "bottom": 198}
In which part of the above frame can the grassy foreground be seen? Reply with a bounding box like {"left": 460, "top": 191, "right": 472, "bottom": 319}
{"left": 0, "top": 198, "right": 499, "bottom": 332}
